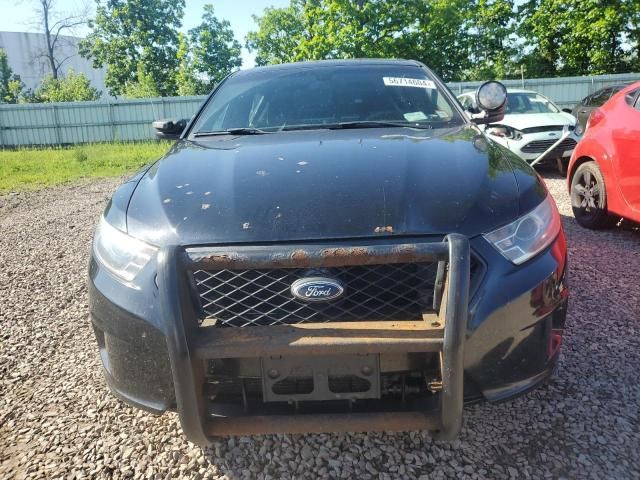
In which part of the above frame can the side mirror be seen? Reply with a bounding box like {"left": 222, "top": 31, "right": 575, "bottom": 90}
{"left": 152, "top": 118, "right": 188, "bottom": 140}
{"left": 470, "top": 81, "right": 507, "bottom": 125}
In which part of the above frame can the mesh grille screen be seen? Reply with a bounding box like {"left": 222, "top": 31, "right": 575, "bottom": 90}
{"left": 192, "top": 262, "right": 440, "bottom": 327}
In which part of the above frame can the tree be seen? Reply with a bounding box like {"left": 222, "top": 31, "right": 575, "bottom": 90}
{"left": 518, "top": 0, "right": 637, "bottom": 76}
{"left": 80, "top": 0, "right": 185, "bottom": 97}
{"left": 0, "top": 49, "right": 28, "bottom": 103}
{"left": 175, "top": 33, "right": 199, "bottom": 96}
{"left": 122, "top": 63, "right": 160, "bottom": 98}
{"left": 246, "top": 2, "right": 306, "bottom": 66}
{"left": 34, "top": 69, "right": 101, "bottom": 102}
{"left": 32, "top": 0, "right": 89, "bottom": 79}
{"left": 188, "top": 4, "right": 242, "bottom": 93}
{"left": 246, "top": 0, "right": 474, "bottom": 81}
{"left": 462, "top": 0, "right": 519, "bottom": 80}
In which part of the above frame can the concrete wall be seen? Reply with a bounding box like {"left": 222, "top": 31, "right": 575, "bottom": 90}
{"left": 0, "top": 31, "right": 107, "bottom": 94}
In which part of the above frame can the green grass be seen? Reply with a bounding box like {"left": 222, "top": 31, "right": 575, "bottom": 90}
{"left": 0, "top": 142, "right": 172, "bottom": 195}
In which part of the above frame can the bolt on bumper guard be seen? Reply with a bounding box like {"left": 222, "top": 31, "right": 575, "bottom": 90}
{"left": 157, "top": 234, "right": 470, "bottom": 445}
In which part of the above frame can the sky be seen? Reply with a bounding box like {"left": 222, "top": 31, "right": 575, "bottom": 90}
{"left": 1, "top": 0, "right": 292, "bottom": 67}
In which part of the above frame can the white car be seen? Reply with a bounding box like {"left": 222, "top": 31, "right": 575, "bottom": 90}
{"left": 458, "top": 89, "right": 581, "bottom": 169}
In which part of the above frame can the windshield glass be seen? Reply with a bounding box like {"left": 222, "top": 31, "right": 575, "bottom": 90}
{"left": 505, "top": 92, "right": 560, "bottom": 114}
{"left": 191, "top": 65, "right": 463, "bottom": 134}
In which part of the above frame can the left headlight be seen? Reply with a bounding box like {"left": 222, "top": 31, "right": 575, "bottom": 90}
{"left": 93, "top": 216, "right": 158, "bottom": 282}
{"left": 483, "top": 195, "right": 561, "bottom": 265}
{"left": 485, "top": 125, "right": 522, "bottom": 140}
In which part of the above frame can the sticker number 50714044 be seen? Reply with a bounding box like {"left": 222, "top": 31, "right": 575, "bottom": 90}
{"left": 383, "top": 77, "right": 436, "bottom": 89}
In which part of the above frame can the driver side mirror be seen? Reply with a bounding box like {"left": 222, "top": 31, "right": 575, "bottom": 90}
{"left": 469, "top": 81, "right": 507, "bottom": 125}
{"left": 152, "top": 118, "right": 188, "bottom": 140}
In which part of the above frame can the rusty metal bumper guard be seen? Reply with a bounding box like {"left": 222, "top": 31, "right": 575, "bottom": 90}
{"left": 157, "top": 234, "right": 470, "bottom": 445}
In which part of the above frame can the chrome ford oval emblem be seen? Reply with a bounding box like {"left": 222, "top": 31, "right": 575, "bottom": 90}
{"left": 290, "top": 277, "right": 345, "bottom": 302}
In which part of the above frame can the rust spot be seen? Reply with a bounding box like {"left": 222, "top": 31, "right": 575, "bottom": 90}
{"left": 195, "top": 253, "right": 249, "bottom": 268}
{"left": 321, "top": 247, "right": 369, "bottom": 259}
{"left": 290, "top": 250, "right": 309, "bottom": 262}
{"left": 374, "top": 226, "right": 394, "bottom": 233}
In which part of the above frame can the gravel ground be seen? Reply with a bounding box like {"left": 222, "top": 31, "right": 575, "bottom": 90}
{"left": 1, "top": 172, "right": 639, "bottom": 480}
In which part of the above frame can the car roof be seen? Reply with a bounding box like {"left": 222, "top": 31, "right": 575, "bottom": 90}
{"left": 234, "top": 59, "right": 424, "bottom": 78}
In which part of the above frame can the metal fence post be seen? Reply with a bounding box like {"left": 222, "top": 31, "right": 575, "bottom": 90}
{"left": 0, "top": 107, "right": 5, "bottom": 148}
{"left": 109, "top": 102, "right": 116, "bottom": 142}
{"left": 52, "top": 104, "right": 62, "bottom": 145}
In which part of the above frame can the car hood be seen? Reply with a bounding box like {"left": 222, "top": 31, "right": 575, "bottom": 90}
{"left": 499, "top": 112, "right": 575, "bottom": 130}
{"left": 126, "top": 125, "right": 522, "bottom": 246}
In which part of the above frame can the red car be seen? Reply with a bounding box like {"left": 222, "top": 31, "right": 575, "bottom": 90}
{"left": 568, "top": 81, "right": 640, "bottom": 229}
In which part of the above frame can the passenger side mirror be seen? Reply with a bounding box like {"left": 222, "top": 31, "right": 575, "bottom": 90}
{"left": 469, "top": 81, "right": 507, "bottom": 125}
{"left": 152, "top": 118, "right": 188, "bottom": 140}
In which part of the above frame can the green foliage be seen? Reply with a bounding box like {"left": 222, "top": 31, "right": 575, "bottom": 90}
{"left": 80, "top": 0, "right": 185, "bottom": 97}
{"left": 188, "top": 4, "right": 242, "bottom": 93}
{"left": 175, "top": 33, "right": 200, "bottom": 96}
{"left": 462, "top": 0, "right": 519, "bottom": 80}
{"left": 246, "top": 3, "right": 305, "bottom": 66}
{"left": 34, "top": 70, "right": 101, "bottom": 102}
{"left": 0, "top": 142, "right": 171, "bottom": 194}
{"left": 246, "top": 0, "right": 640, "bottom": 81}
{"left": 245, "top": 0, "right": 518, "bottom": 81}
{"left": 123, "top": 64, "right": 161, "bottom": 98}
{"left": 518, "top": 0, "right": 639, "bottom": 76}
{"left": 0, "top": 48, "right": 28, "bottom": 104}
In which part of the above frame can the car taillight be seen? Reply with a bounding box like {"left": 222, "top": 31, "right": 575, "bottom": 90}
{"left": 586, "top": 108, "right": 604, "bottom": 131}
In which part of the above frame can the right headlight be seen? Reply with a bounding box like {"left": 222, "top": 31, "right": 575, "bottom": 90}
{"left": 483, "top": 195, "right": 561, "bottom": 265}
{"left": 93, "top": 216, "right": 158, "bottom": 283}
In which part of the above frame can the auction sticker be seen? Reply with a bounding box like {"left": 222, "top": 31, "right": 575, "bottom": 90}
{"left": 383, "top": 77, "right": 436, "bottom": 89}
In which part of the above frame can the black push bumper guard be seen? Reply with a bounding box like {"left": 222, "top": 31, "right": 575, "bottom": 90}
{"left": 157, "top": 234, "right": 470, "bottom": 445}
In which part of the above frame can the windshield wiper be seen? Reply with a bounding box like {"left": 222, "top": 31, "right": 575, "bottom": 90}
{"left": 278, "top": 121, "right": 434, "bottom": 132}
{"left": 193, "top": 127, "right": 271, "bottom": 137}
{"left": 328, "top": 121, "right": 433, "bottom": 130}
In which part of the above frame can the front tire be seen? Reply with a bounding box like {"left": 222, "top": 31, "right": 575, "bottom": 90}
{"left": 570, "top": 161, "right": 616, "bottom": 229}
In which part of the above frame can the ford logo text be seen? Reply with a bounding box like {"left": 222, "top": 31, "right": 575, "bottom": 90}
{"left": 290, "top": 277, "right": 345, "bottom": 302}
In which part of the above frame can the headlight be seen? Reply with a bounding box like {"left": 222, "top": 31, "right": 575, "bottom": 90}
{"left": 485, "top": 125, "right": 522, "bottom": 140}
{"left": 483, "top": 195, "right": 561, "bottom": 265}
{"left": 93, "top": 217, "right": 158, "bottom": 282}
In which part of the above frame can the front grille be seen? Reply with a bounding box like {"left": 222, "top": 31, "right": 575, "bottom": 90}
{"left": 192, "top": 258, "right": 481, "bottom": 327}
{"left": 521, "top": 137, "right": 577, "bottom": 153}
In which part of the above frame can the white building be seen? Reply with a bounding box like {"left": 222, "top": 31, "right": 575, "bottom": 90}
{"left": 0, "top": 31, "right": 107, "bottom": 94}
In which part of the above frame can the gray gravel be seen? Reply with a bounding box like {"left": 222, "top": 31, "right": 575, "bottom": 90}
{"left": 1, "top": 172, "right": 639, "bottom": 480}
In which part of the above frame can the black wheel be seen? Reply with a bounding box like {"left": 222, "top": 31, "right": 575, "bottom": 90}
{"left": 570, "top": 161, "right": 617, "bottom": 229}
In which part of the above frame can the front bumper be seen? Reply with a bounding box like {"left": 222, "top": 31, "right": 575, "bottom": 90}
{"left": 490, "top": 132, "right": 579, "bottom": 162}
{"left": 89, "top": 232, "right": 568, "bottom": 444}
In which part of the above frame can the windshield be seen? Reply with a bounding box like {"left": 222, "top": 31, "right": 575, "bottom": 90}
{"left": 505, "top": 92, "right": 560, "bottom": 114}
{"left": 191, "top": 65, "right": 463, "bottom": 134}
